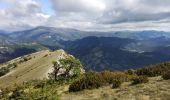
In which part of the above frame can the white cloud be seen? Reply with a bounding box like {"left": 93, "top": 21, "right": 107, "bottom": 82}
{"left": 0, "top": 0, "right": 49, "bottom": 31}
{"left": 51, "top": 0, "right": 106, "bottom": 13}
{"left": 1, "top": 0, "right": 170, "bottom": 31}
{"left": 48, "top": 0, "right": 170, "bottom": 31}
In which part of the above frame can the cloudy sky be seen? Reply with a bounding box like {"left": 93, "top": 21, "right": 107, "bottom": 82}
{"left": 0, "top": 0, "right": 170, "bottom": 32}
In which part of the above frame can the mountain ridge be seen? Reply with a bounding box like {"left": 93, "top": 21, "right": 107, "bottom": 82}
{"left": 0, "top": 49, "right": 72, "bottom": 87}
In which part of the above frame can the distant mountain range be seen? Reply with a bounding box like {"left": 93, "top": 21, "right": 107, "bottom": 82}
{"left": 1, "top": 26, "right": 170, "bottom": 71}
{"left": 63, "top": 36, "right": 170, "bottom": 71}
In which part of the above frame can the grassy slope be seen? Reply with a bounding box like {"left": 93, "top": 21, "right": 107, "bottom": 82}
{"left": 2, "top": 76, "right": 169, "bottom": 100}
{"left": 0, "top": 49, "right": 68, "bottom": 88}
{"left": 60, "top": 77, "right": 170, "bottom": 100}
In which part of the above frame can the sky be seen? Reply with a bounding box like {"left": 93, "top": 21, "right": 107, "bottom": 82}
{"left": 0, "top": 0, "right": 170, "bottom": 32}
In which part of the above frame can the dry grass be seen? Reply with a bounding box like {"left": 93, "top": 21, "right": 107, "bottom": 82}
{"left": 60, "top": 77, "right": 170, "bottom": 100}
{"left": 0, "top": 49, "right": 68, "bottom": 88}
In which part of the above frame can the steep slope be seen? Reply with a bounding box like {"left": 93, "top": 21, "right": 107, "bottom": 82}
{"left": 0, "top": 49, "right": 70, "bottom": 87}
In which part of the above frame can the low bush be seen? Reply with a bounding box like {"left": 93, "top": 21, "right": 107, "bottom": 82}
{"left": 23, "top": 56, "right": 32, "bottom": 62}
{"left": 13, "top": 63, "right": 18, "bottom": 68}
{"left": 162, "top": 71, "right": 170, "bottom": 80}
{"left": 112, "top": 79, "right": 122, "bottom": 88}
{"left": 136, "top": 62, "right": 170, "bottom": 77}
{"left": 8, "top": 84, "right": 59, "bottom": 100}
{"left": 19, "top": 59, "right": 24, "bottom": 63}
{"left": 100, "top": 71, "right": 132, "bottom": 84}
{"left": 0, "top": 67, "right": 9, "bottom": 77}
{"left": 132, "top": 76, "right": 149, "bottom": 85}
{"left": 9, "top": 87, "right": 24, "bottom": 99}
{"left": 126, "top": 69, "right": 135, "bottom": 75}
{"left": 69, "top": 71, "right": 132, "bottom": 92}
{"left": 43, "top": 54, "right": 48, "bottom": 57}
{"left": 69, "top": 72, "right": 106, "bottom": 92}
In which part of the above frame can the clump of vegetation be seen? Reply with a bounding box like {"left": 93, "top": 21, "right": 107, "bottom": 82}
{"left": 7, "top": 63, "right": 18, "bottom": 69}
{"left": 69, "top": 71, "right": 132, "bottom": 92}
{"left": 112, "top": 79, "right": 122, "bottom": 89}
{"left": 69, "top": 72, "right": 106, "bottom": 92}
{"left": 18, "top": 56, "right": 32, "bottom": 64}
{"left": 49, "top": 56, "right": 83, "bottom": 81}
{"left": 0, "top": 63, "right": 18, "bottom": 77}
{"left": 7, "top": 64, "right": 13, "bottom": 69}
{"left": 100, "top": 71, "right": 132, "bottom": 84}
{"left": 136, "top": 62, "right": 170, "bottom": 77}
{"left": 0, "top": 67, "right": 9, "bottom": 77}
{"left": 12, "top": 63, "right": 18, "bottom": 68}
{"left": 1, "top": 77, "right": 78, "bottom": 99}
{"left": 7, "top": 80, "right": 60, "bottom": 100}
{"left": 23, "top": 56, "right": 32, "bottom": 62}
{"left": 126, "top": 69, "right": 135, "bottom": 75}
{"left": 19, "top": 59, "right": 24, "bottom": 63}
{"left": 9, "top": 86, "right": 24, "bottom": 99}
{"left": 162, "top": 71, "right": 170, "bottom": 80}
{"left": 132, "top": 76, "right": 149, "bottom": 85}
{"left": 43, "top": 54, "right": 48, "bottom": 57}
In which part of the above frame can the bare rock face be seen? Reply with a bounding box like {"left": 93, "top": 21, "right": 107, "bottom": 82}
{"left": 0, "top": 49, "right": 84, "bottom": 87}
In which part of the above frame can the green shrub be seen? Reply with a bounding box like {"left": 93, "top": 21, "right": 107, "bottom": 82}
{"left": 162, "top": 71, "right": 170, "bottom": 80}
{"left": 23, "top": 57, "right": 29, "bottom": 61}
{"left": 112, "top": 79, "right": 122, "bottom": 88}
{"left": 0, "top": 67, "right": 9, "bottom": 77}
{"left": 43, "top": 54, "right": 48, "bottom": 57}
{"left": 132, "top": 76, "right": 149, "bottom": 85}
{"left": 136, "top": 62, "right": 170, "bottom": 77}
{"left": 23, "top": 56, "right": 32, "bottom": 62}
{"left": 34, "top": 81, "right": 47, "bottom": 89}
{"left": 19, "top": 59, "right": 24, "bottom": 63}
{"left": 8, "top": 80, "right": 59, "bottom": 100}
{"left": 7, "top": 64, "right": 13, "bottom": 68}
{"left": 9, "top": 86, "right": 24, "bottom": 99}
{"left": 69, "top": 71, "right": 132, "bottom": 92}
{"left": 69, "top": 72, "right": 106, "bottom": 92}
{"left": 100, "top": 71, "right": 132, "bottom": 84}
{"left": 13, "top": 63, "right": 18, "bottom": 68}
{"left": 126, "top": 69, "right": 135, "bottom": 75}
